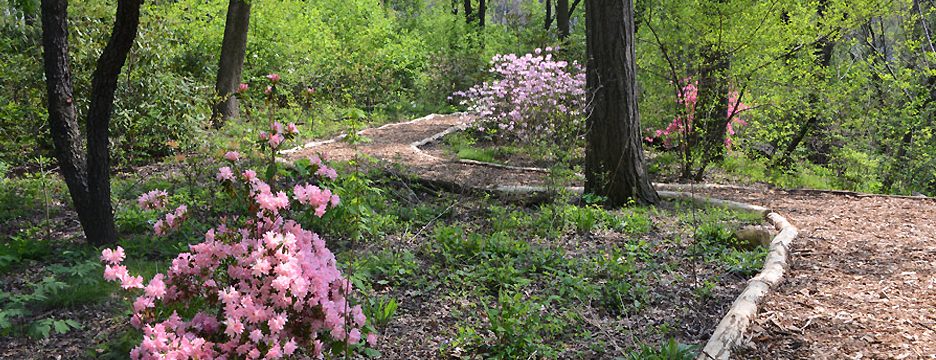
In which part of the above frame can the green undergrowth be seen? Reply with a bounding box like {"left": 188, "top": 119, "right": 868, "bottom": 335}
{"left": 1, "top": 155, "right": 767, "bottom": 357}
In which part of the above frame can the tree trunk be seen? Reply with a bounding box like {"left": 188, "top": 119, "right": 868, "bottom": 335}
{"left": 212, "top": 0, "right": 251, "bottom": 128}
{"left": 584, "top": 0, "right": 659, "bottom": 206}
{"left": 463, "top": 0, "right": 472, "bottom": 23}
{"left": 40, "top": 0, "right": 140, "bottom": 245}
{"left": 544, "top": 0, "right": 552, "bottom": 30}
{"left": 477, "top": 0, "right": 486, "bottom": 28}
{"left": 556, "top": 0, "right": 569, "bottom": 40}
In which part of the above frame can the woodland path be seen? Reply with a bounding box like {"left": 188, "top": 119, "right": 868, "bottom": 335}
{"left": 285, "top": 114, "right": 936, "bottom": 359}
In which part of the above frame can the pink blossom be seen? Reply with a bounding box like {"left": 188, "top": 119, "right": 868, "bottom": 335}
{"left": 366, "top": 333, "right": 378, "bottom": 347}
{"left": 268, "top": 133, "right": 284, "bottom": 148}
{"left": 347, "top": 329, "right": 361, "bottom": 344}
{"left": 283, "top": 339, "right": 298, "bottom": 355}
{"left": 286, "top": 123, "right": 298, "bottom": 135}
{"left": 268, "top": 313, "right": 287, "bottom": 334}
{"left": 224, "top": 151, "right": 240, "bottom": 162}
{"left": 249, "top": 329, "right": 263, "bottom": 343}
{"left": 217, "top": 166, "right": 235, "bottom": 181}
{"left": 121, "top": 274, "right": 144, "bottom": 290}
{"left": 224, "top": 318, "right": 245, "bottom": 337}
{"left": 243, "top": 169, "right": 257, "bottom": 181}
{"left": 101, "top": 246, "right": 125, "bottom": 264}
{"left": 266, "top": 73, "right": 281, "bottom": 83}
{"left": 145, "top": 274, "right": 167, "bottom": 299}
{"left": 237, "top": 83, "right": 249, "bottom": 93}
{"left": 137, "top": 190, "right": 169, "bottom": 210}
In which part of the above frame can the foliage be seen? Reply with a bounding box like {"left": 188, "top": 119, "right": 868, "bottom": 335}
{"left": 0, "top": 255, "right": 106, "bottom": 338}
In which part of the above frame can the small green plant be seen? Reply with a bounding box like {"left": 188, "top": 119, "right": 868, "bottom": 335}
{"left": 628, "top": 338, "right": 699, "bottom": 360}
{"left": 364, "top": 295, "right": 398, "bottom": 328}
{"left": 0, "top": 275, "right": 81, "bottom": 338}
{"left": 481, "top": 291, "right": 560, "bottom": 359}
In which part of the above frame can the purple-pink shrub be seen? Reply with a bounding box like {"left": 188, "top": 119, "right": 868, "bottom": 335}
{"left": 452, "top": 48, "right": 586, "bottom": 144}
{"left": 103, "top": 120, "right": 370, "bottom": 359}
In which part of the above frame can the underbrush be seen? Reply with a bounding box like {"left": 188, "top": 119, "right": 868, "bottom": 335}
{"left": 0, "top": 151, "right": 768, "bottom": 358}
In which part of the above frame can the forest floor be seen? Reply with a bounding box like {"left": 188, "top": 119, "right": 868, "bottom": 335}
{"left": 287, "top": 114, "right": 936, "bottom": 359}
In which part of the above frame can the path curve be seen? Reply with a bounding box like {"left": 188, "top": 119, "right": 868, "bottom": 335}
{"left": 284, "top": 114, "right": 554, "bottom": 190}
{"left": 285, "top": 114, "right": 936, "bottom": 359}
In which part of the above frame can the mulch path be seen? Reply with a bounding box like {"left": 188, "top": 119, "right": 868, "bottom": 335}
{"left": 288, "top": 115, "right": 936, "bottom": 359}
{"left": 695, "top": 189, "right": 936, "bottom": 359}
{"left": 285, "top": 114, "right": 553, "bottom": 190}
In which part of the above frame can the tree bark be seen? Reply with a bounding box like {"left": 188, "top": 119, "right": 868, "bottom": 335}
{"left": 463, "top": 0, "right": 472, "bottom": 23}
{"left": 40, "top": 0, "right": 141, "bottom": 245}
{"left": 544, "top": 0, "right": 552, "bottom": 30}
{"left": 556, "top": 0, "right": 569, "bottom": 40}
{"left": 212, "top": 0, "right": 251, "bottom": 128}
{"left": 477, "top": 0, "right": 486, "bottom": 28}
{"left": 584, "top": 0, "right": 659, "bottom": 206}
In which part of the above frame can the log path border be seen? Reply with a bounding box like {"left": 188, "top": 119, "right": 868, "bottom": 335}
{"left": 283, "top": 113, "right": 932, "bottom": 359}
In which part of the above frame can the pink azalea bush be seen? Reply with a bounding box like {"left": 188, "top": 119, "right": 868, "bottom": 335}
{"left": 647, "top": 79, "right": 749, "bottom": 149}
{"left": 452, "top": 48, "right": 587, "bottom": 145}
{"left": 106, "top": 119, "right": 370, "bottom": 359}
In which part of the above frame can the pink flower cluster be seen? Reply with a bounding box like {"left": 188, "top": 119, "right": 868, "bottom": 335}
{"left": 452, "top": 48, "right": 587, "bottom": 144}
{"left": 137, "top": 190, "right": 169, "bottom": 210}
{"left": 259, "top": 121, "right": 299, "bottom": 151}
{"left": 647, "top": 79, "right": 749, "bottom": 149}
{"left": 154, "top": 205, "right": 188, "bottom": 236}
{"left": 293, "top": 184, "right": 340, "bottom": 217}
{"left": 103, "top": 150, "right": 366, "bottom": 359}
{"left": 308, "top": 155, "right": 338, "bottom": 181}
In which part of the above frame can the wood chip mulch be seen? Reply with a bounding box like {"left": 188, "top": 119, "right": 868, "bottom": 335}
{"left": 290, "top": 116, "right": 936, "bottom": 359}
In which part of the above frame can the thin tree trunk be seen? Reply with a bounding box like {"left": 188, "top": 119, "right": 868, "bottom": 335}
{"left": 584, "top": 0, "right": 659, "bottom": 206}
{"left": 463, "top": 0, "right": 472, "bottom": 23}
{"left": 40, "top": 0, "right": 140, "bottom": 245}
{"left": 544, "top": 0, "right": 552, "bottom": 30}
{"left": 477, "top": 0, "right": 486, "bottom": 28}
{"left": 556, "top": 0, "right": 569, "bottom": 39}
{"left": 212, "top": 0, "right": 251, "bottom": 128}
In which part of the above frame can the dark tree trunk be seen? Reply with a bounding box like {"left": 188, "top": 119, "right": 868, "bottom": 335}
{"left": 584, "top": 0, "right": 659, "bottom": 206}
{"left": 477, "top": 0, "right": 486, "bottom": 28}
{"left": 544, "top": 0, "right": 552, "bottom": 30}
{"left": 40, "top": 0, "right": 140, "bottom": 245}
{"left": 463, "top": 0, "right": 472, "bottom": 23}
{"left": 452, "top": 0, "right": 458, "bottom": 14}
{"left": 40, "top": 0, "right": 91, "bottom": 232}
{"left": 556, "top": 0, "right": 569, "bottom": 39}
{"left": 212, "top": 0, "right": 251, "bottom": 128}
